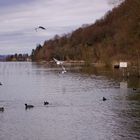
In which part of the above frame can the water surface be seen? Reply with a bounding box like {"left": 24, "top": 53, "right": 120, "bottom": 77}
{"left": 0, "top": 62, "right": 140, "bottom": 140}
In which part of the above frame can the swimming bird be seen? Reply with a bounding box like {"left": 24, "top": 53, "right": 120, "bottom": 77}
{"left": 0, "top": 107, "right": 4, "bottom": 112}
{"left": 44, "top": 101, "right": 49, "bottom": 105}
{"left": 35, "top": 26, "right": 46, "bottom": 31}
{"left": 25, "top": 104, "right": 34, "bottom": 109}
{"left": 103, "top": 97, "right": 107, "bottom": 101}
{"left": 133, "top": 88, "right": 137, "bottom": 90}
{"left": 53, "top": 58, "right": 64, "bottom": 65}
{"left": 0, "top": 82, "right": 2, "bottom": 85}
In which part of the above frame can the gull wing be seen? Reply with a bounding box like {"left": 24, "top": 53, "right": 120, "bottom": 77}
{"left": 53, "top": 58, "right": 63, "bottom": 65}
{"left": 38, "top": 26, "right": 46, "bottom": 30}
{"left": 53, "top": 58, "right": 59, "bottom": 63}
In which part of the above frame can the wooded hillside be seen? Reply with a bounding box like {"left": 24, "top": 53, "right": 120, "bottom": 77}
{"left": 31, "top": 0, "right": 140, "bottom": 66}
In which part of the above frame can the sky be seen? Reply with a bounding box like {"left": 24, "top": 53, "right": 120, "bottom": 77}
{"left": 0, "top": 0, "right": 114, "bottom": 55}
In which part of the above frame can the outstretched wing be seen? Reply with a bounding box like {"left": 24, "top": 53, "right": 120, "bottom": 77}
{"left": 53, "top": 58, "right": 63, "bottom": 65}
{"left": 53, "top": 58, "right": 58, "bottom": 63}
{"left": 38, "top": 26, "right": 46, "bottom": 30}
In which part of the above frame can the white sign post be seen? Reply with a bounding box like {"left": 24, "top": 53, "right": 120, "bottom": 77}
{"left": 119, "top": 62, "right": 127, "bottom": 77}
{"left": 119, "top": 62, "right": 127, "bottom": 68}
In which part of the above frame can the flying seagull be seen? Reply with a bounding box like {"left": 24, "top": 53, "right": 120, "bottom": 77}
{"left": 35, "top": 26, "right": 46, "bottom": 31}
{"left": 53, "top": 58, "right": 67, "bottom": 73}
{"left": 53, "top": 58, "right": 64, "bottom": 65}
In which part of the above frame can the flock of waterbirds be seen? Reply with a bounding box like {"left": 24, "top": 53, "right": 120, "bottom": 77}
{"left": 0, "top": 55, "right": 66, "bottom": 112}
{"left": 25, "top": 101, "right": 49, "bottom": 110}
{"left": 0, "top": 97, "right": 108, "bottom": 112}
{"left": 0, "top": 102, "right": 50, "bottom": 112}
{"left": 0, "top": 57, "right": 66, "bottom": 112}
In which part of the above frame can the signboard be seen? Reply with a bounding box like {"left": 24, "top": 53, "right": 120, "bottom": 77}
{"left": 120, "top": 62, "right": 127, "bottom": 68}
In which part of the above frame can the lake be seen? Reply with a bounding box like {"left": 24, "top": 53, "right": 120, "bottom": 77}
{"left": 0, "top": 62, "right": 140, "bottom": 140}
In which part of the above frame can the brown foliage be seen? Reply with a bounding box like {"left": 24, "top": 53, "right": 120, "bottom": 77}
{"left": 32, "top": 0, "right": 140, "bottom": 65}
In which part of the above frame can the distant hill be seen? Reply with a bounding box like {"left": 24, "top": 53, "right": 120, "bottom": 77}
{"left": 0, "top": 55, "right": 7, "bottom": 61}
{"left": 31, "top": 0, "right": 140, "bottom": 67}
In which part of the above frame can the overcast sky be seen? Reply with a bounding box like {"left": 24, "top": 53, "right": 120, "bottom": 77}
{"left": 0, "top": 0, "right": 114, "bottom": 55}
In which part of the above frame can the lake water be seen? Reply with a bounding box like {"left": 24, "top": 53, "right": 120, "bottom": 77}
{"left": 0, "top": 62, "right": 140, "bottom": 140}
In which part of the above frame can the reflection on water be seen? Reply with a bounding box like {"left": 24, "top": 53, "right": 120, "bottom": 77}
{"left": 0, "top": 62, "right": 140, "bottom": 140}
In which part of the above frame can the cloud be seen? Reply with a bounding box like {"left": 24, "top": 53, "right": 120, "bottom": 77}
{"left": 0, "top": 0, "right": 113, "bottom": 54}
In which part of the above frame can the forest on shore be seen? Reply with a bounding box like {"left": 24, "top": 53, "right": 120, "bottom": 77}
{"left": 31, "top": 0, "right": 140, "bottom": 68}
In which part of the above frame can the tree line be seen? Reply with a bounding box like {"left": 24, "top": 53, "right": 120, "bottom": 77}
{"left": 31, "top": 0, "right": 140, "bottom": 67}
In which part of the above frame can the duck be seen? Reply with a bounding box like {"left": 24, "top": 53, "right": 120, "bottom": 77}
{"left": 25, "top": 104, "right": 34, "bottom": 109}
{"left": 103, "top": 97, "right": 107, "bottom": 101}
{"left": 0, "top": 107, "right": 4, "bottom": 112}
{"left": 44, "top": 101, "right": 49, "bottom": 105}
{"left": 0, "top": 82, "right": 2, "bottom": 85}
